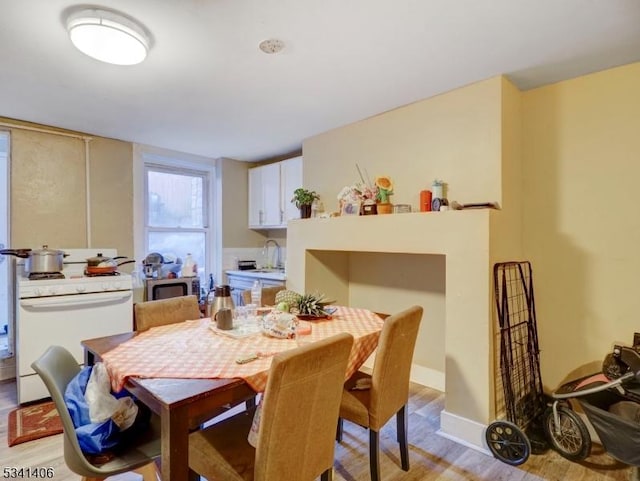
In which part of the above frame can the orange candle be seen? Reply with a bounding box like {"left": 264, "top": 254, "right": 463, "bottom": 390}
{"left": 420, "top": 190, "right": 432, "bottom": 212}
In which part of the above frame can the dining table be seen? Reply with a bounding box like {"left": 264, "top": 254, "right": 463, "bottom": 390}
{"left": 81, "top": 306, "right": 385, "bottom": 481}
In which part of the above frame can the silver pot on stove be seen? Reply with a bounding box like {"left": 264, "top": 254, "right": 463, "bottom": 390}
{"left": 0, "top": 245, "right": 68, "bottom": 273}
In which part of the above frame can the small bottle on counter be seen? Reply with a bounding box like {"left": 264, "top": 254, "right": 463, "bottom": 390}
{"left": 206, "top": 289, "right": 216, "bottom": 318}
{"left": 432, "top": 180, "right": 444, "bottom": 200}
{"left": 251, "top": 279, "right": 262, "bottom": 307}
{"left": 181, "top": 253, "right": 196, "bottom": 277}
{"left": 203, "top": 274, "right": 215, "bottom": 315}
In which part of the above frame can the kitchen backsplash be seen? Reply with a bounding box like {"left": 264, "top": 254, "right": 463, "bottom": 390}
{"left": 222, "top": 247, "right": 287, "bottom": 271}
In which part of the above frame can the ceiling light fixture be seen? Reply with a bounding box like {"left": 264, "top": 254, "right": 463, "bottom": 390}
{"left": 66, "top": 8, "right": 150, "bottom": 65}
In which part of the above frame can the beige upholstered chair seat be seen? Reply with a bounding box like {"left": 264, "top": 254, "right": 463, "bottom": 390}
{"left": 189, "top": 412, "right": 255, "bottom": 480}
{"left": 338, "top": 371, "right": 374, "bottom": 428}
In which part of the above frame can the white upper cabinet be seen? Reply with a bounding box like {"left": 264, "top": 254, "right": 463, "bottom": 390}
{"left": 281, "top": 156, "right": 303, "bottom": 224}
{"left": 248, "top": 162, "right": 281, "bottom": 228}
{"left": 248, "top": 156, "right": 303, "bottom": 229}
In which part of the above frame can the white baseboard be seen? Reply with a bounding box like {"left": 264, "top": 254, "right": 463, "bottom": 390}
{"left": 438, "top": 410, "right": 492, "bottom": 456}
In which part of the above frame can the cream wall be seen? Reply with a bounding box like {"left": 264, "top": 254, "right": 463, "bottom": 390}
{"left": 220, "top": 157, "right": 265, "bottom": 248}
{"left": 89, "top": 138, "right": 134, "bottom": 256}
{"left": 9, "top": 124, "right": 134, "bottom": 253}
{"left": 348, "top": 252, "right": 446, "bottom": 372}
{"left": 522, "top": 62, "right": 640, "bottom": 389}
{"left": 303, "top": 76, "right": 504, "bottom": 213}
{"left": 10, "top": 128, "right": 87, "bottom": 248}
{"left": 301, "top": 76, "right": 507, "bottom": 389}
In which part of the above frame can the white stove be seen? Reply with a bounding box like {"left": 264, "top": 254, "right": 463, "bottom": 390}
{"left": 15, "top": 248, "right": 134, "bottom": 404}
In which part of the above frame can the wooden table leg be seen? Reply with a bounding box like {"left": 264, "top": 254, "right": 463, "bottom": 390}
{"left": 161, "top": 404, "right": 191, "bottom": 481}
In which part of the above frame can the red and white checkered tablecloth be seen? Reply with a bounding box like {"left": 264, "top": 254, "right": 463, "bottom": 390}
{"left": 102, "top": 306, "right": 384, "bottom": 393}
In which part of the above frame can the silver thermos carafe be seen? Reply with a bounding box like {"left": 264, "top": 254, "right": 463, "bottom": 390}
{"left": 208, "top": 284, "right": 235, "bottom": 318}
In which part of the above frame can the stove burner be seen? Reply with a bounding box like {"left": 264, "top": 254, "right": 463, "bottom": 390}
{"left": 84, "top": 271, "right": 121, "bottom": 277}
{"left": 29, "top": 272, "right": 65, "bottom": 280}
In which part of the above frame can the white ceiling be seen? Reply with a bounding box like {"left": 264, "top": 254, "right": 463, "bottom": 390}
{"left": 1, "top": 1, "right": 639, "bottom": 162}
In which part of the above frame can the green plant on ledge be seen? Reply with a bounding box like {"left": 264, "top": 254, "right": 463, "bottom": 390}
{"left": 291, "top": 188, "right": 320, "bottom": 208}
{"left": 291, "top": 188, "right": 320, "bottom": 219}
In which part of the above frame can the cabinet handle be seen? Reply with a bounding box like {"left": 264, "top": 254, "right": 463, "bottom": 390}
{"left": 259, "top": 210, "right": 264, "bottom": 225}
{"left": 280, "top": 210, "right": 284, "bottom": 224}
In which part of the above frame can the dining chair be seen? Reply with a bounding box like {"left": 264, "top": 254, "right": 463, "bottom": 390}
{"left": 241, "top": 285, "right": 286, "bottom": 306}
{"left": 135, "top": 295, "right": 258, "bottom": 420}
{"left": 336, "top": 305, "right": 423, "bottom": 481}
{"left": 134, "top": 295, "right": 201, "bottom": 331}
{"left": 31, "top": 345, "right": 161, "bottom": 481}
{"left": 189, "top": 332, "right": 355, "bottom": 481}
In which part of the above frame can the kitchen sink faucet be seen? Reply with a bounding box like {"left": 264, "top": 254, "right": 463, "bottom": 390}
{"left": 262, "top": 239, "right": 282, "bottom": 269}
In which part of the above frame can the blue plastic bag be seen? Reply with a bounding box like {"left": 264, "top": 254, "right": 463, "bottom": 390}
{"left": 64, "top": 365, "right": 132, "bottom": 454}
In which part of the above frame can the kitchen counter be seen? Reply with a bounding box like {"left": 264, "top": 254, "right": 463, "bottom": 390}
{"left": 225, "top": 269, "right": 286, "bottom": 282}
{"left": 225, "top": 269, "right": 287, "bottom": 305}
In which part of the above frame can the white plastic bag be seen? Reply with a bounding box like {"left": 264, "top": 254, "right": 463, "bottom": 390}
{"left": 85, "top": 363, "right": 138, "bottom": 430}
{"left": 262, "top": 312, "right": 297, "bottom": 339}
{"left": 247, "top": 401, "right": 262, "bottom": 448}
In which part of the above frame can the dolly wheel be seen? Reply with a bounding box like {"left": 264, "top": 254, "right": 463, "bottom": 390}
{"left": 485, "top": 420, "right": 531, "bottom": 466}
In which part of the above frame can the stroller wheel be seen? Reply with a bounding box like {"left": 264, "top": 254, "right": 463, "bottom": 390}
{"left": 485, "top": 420, "right": 531, "bottom": 466}
{"left": 543, "top": 405, "right": 591, "bottom": 461}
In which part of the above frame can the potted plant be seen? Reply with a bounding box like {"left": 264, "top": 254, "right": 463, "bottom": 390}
{"left": 375, "top": 176, "right": 394, "bottom": 214}
{"left": 291, "top": 188, "right": 320, "bottom": 218}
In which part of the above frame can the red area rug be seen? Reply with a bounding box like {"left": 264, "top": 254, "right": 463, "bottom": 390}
{"left": 7, "top": 401, "right": 63, "bottom": 446}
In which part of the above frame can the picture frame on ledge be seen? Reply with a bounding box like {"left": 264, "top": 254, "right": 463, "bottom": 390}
{"left": 341, "top": 201, "right": 361, "bottom": 216}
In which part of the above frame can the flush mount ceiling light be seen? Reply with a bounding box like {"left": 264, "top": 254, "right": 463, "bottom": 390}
{"left": 66, "top": 8, "right": 150, "bottom": 65}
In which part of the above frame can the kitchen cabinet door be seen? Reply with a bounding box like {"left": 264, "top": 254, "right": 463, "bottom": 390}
{"left": 248, "top": 167, "right": 264, "bottom": 227}
{"left": 261, "top": 163, "right": 281, "bottom": 226}
{"left": 248, "top": 163, "right": 282, "bottom": 228}
{"left": 281, "top": 156, "right": 303, "bottom": 224}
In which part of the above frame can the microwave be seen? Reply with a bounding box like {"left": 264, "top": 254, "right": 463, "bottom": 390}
{"left": 145, "top": 277, "right": 201, "bottom": 302}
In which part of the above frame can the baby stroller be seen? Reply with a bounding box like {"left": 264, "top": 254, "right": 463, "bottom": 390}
{"left": 545, "top": 334, "right": 640, "bottom": 473}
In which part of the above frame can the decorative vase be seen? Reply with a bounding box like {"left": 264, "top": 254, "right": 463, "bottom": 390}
{"left": 300, "top": 204, "right": 312, "bottom": 219}
{"left": 377, "top": 202, "right": 393, "bottom": 214}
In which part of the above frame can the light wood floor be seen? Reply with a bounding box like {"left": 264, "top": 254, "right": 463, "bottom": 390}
{"left": 1, "top": 378, "right": 634, "bottom": 480}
